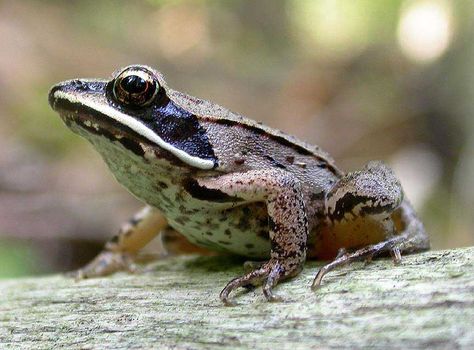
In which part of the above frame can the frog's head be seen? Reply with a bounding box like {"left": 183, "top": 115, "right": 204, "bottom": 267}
{"left": 49, "top": 65, "right": 217, "bottom": 170}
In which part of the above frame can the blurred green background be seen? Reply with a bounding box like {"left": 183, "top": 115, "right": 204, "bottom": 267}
{"left": 0, "top": 0, "right": 473, "bottom": 278}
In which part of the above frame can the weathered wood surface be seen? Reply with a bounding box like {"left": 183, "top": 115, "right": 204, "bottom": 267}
{"left": 0, "top": 247, "right": 473, "bottom": 349}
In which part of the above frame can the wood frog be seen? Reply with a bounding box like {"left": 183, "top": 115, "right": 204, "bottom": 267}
{"left": 48, "top": 65, "right": 429, "bottom": 304}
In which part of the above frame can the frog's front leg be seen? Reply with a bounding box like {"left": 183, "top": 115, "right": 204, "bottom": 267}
{"left": 312, "top": 161, "right": 429, "bottom": 288}
{"left": 195, "top": 169, "right": 308, "bottom": 305}
{"left": 73, "top": 206, "right": 168, "bottom": 279}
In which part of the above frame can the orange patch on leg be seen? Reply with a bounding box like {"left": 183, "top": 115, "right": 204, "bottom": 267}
{"left": 310, "top": 218, "right": 387, "bottom": 260}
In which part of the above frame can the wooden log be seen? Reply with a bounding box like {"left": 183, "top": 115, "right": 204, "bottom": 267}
{"left": 0, "top": 247, "right": 473, "bottom": 349}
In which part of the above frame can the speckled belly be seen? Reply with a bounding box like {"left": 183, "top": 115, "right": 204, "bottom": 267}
{"left": 165, "top": 202, "right": 271, "bottom": 258}
{"left": 144, "top": 182, "right": 272, "bottom": 258}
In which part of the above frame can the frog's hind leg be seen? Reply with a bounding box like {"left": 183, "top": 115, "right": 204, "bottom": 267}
{"left": 73, "top": 206, "right": 168, "bottom": 279}
{"left": 312, "top": 161, "right": 429, "bottom": 289}
{"left": 312, "top": 200, "right": 429, "bottom": 289}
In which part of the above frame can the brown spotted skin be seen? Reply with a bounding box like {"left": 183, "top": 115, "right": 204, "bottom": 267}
{"left": 49, "top": 65, "right": 429, "bottom": 303}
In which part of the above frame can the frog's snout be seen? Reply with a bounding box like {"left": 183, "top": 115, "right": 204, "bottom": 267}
{"left": 49, "top": 80, "right": 80, "bottom": 110}
{"left": 49, "top": 79, "right": 108, "bottom": 111}
{"left": 48, "top": 83, "right": 64, "bottom": 110}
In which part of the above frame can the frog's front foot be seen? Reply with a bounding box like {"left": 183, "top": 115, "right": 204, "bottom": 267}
{"left": 220, "top": 259, "right": 302, "bottom": 305}
{"left": 70, "top": 250, "right": 140, "bottom": 280}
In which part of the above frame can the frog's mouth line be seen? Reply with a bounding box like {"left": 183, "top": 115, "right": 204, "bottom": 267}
{"left": 50, "top": 89, "right": 215, "bottom": 170}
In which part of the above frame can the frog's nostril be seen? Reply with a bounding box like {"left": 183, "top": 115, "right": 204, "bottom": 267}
{"left": 69, "top": 79, "right": 89, "bottom": 91}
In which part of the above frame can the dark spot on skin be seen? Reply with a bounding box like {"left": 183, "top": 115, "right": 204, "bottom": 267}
{"left": 174, "top": 216, "right": 188, "bottom": 226}
{"left": 285, "top": 250, "right": 300, "bottom": 259}
{"left": 264, "top": 155, "right": 286, "bottom": 169}
{"left": 204, "top": 219, "right": 220, "bottom": 231}
{"left": 310, "top": 192, "right": 325, "bottom": 201}
{"left": 234, "top": 158, "right": 245, "bottom": 165}
{"left": 110, "top": 235, "right": 119, "bottom": 243}
{"left": 224, "top": 229, "right": 232, "bottom": 236}
{"left": 151, "top": 149, "right": 186, "bottom": 168}
{"left": 174, "top": 191, "right": 187, "bottom": 204}
{"left": 298, "top": 238, "right": 306, "bottom": 252}
{"left": 118, "top": 138, "right": 145, "bottom": 157}
{"left": 205, "top": 231, "right": 213, "bottom": 236}
{"left": 183, "top": 178, "right": 243, "bottom": 203}
{"left": 331, "top": 192, "right": 395, "bottom": 221}
{"left": 79, "top": 121, "right": 147, "bottom": 159}
{"left": 218, "top": 240, "right": 231, "bottom": 245}
{"left": 317, "top": 163, "right": 328, "bottom": 169}
{"left": 237, "top": 209, "right": 251, "bottom": 231}
{"left": 157, "top": 181, "right": 168, "bottom": 189}
{"left": 360, "top": 202, "right": 396, "bottom": 216}
{"left": 129, "top": 216, "right": 142, "bottom": 226}
{"left": 268, "top": 217, "right": 277, "bottom": 232}
{"left": 286, "top": 156, "right": 295, "bottom": 164}
{"left": 271, "top": 240, "right": 286, "bottom": 257}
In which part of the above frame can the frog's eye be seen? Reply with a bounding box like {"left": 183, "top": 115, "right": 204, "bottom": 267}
{"left": 112, "top": 68, "right": 159, "bottom": 108}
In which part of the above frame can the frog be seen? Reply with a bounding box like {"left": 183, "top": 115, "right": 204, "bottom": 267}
{"left": 48, "top": 65, "right": 429, "bottom": 305}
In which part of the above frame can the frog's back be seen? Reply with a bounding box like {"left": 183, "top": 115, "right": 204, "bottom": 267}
{"left": 170, "top": 89, "right": 342, "bottom": 177}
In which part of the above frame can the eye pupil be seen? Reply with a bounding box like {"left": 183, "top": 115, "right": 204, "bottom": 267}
{"left": 120, "top": 75, "right": 147, "bottom": 94}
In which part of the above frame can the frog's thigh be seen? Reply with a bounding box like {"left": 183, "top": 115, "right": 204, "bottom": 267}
{"left": 312, "top": 162, "right": 405, "bottom": 288}
{"left": 196, "top": 169, "right": 308, "bottom": 303}
{"left": 106, "top": 206, "right": 168, "bottom": 254}
{"left": 74, "top": 206, "right": 168, "bottom": 279}
{"left": 321, "top": 161, "right": 404, "bottom": 255}
{"left": 326, "top": 161, "right": 403, "bottom": 223}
